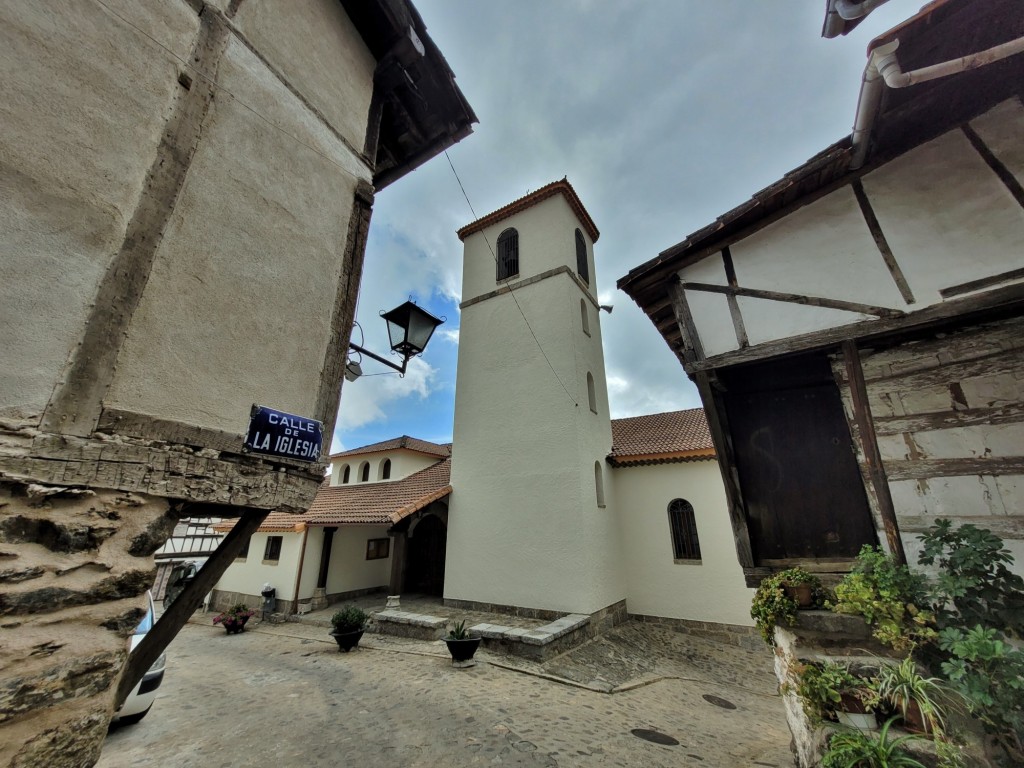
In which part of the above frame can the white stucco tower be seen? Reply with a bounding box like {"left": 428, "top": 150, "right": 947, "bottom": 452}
{"left": 443, "top": 179, "right": 625, "bottom": 615}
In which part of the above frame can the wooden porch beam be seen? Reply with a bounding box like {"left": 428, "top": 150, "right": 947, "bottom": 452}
{"left": 681, "top": 280, "right": 905, "bottom": 320}
{"left": 114, "top": 507, "right": 269, "bottom": 708}
{"left": 842, "top": 340, "right": 906, "bottom": 564}
{"left": 684, "top": 282, "right": 1024, "bottom": 374}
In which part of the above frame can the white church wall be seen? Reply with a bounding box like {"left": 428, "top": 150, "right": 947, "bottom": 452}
{"left": 613, "top": 460, "right": 754, "bottom": 627}
{"left": 329, "top": 449, "right": 438, "bottom": 486}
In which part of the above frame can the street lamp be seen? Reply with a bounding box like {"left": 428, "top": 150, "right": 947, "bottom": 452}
{"left": 347, "top": 300, "right": 444, "bottom": 378}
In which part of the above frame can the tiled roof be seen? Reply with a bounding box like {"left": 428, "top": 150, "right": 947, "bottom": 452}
{"left": 456, "top": 178, "right": 600, "bottom": 243}
{"left": 329, "top": 436, "right": 451, "bottom": 460}
{"left": 608, "top": 409, "right": 715, "bottom": 466}
{"left": 216, "top": 458, "right": 452, "bottom": 532}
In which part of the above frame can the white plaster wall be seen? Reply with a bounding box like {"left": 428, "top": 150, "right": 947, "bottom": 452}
{"left": 970, "top": 98, "right": 1024, "bottom": 187}
{"left": 329, "top": 450, "right": 439, "bottom": 486}
{"left": 613, "top": 460, "right": 754, "bottom": 626}
{"left": 863, "top": 119, "right": 1024, "bottom": 302}
{"left": 325, "top": 525, "right": 392, "bottom": 595}
{"left": 446, "top": 199, "right": 624, "bottom": 614}
{"left": 461, "top": 194, "right": 597, "bottom": 304}
{"left": 214, "top": 530, "right": 303, "bottom": 601}
{"left": 0, "top": 0, "right": 198, "bottom": 416}
{"left": 107, "top": 34, "right": 372, "bottom": 432}
{"left": 681, "top": 99, "right": 1024, "bottom": 358}
{"left": 231, "top": 0, "right": 376, "bottom": 151}
{"left": 297, "top": 526, "right": 324, "bottom": 601}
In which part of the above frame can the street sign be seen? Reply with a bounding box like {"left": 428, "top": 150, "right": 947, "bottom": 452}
{"left": 243, "top": 405, "right": 323, "bottom": 462}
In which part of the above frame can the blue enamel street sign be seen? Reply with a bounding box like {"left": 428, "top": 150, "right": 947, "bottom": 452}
{"left": 243, "top": 405, "right": 323, "bottom": 463}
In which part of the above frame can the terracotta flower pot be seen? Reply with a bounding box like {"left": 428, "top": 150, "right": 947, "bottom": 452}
{"left": 783, "top": 582, "right": 814, "bottom": 608}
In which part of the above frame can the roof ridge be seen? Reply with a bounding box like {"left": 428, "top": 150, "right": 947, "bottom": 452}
{"left": 456, "top": 178, "right": 600, "bottom": 243}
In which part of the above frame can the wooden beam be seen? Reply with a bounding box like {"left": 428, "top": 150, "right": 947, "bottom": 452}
{"left": 114, "top": 508, "right": 269, "bottom": 708}
{"left": 694, "top": 371, "right": 755, "bottom": 570}
{"left": 851, "top": 180, "right": 916, "bottom": 305}
{"left": 721, "top": 247, "right": 749, "bottom": 348}
{"left": 684, "top": 282, "right": 1024, "bottom": 374}
{"left": 682, "top": 280, "right": 905, "bottom": 319}
{"left": 940, "top": 266, "right": 1024, "bottom": 300}
{"left": 667, "top": 280, "right": 704, "bottom": 363}
{"left": 873, "top": 402, "right": 1024, "bottom": 436}
{"left": 885, "top": 456, "right": 1024, "bottom": 481}
{"left": 842, "top": 340, "right": 906, "bottom": 564}
{"left": 962, "top": 123, "right": 1024, "bottom": 212}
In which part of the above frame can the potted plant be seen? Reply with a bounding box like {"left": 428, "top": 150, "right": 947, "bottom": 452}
{"left": 828, "top": 545, "right": 936, "bottom": 653}
{"left": 751, "top": 568, "right": 822, "bottom": 645}
{"left": 329, "top": 605, "right": 369, "bottom": 652}
{"left": 444, "top": 620, "right": 481, "bottom": 665}
{"left": 822, "top": 717, "right": 928, "bottom": 768}
{"left": 213, "top": 602, "right": 256, "bottom": 634}
{"left": 796, "top": 660, "right": 880, "bottom": 730}
{"left": 778, "top": 567, "right": 822, "bottom": 609}
{"left": 876, "top": 656, "right": 957, "bottom": 736}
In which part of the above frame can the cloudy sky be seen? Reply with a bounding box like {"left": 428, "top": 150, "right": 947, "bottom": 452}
{"left": 332, "top": 0, "right": 922, "bottom": 452}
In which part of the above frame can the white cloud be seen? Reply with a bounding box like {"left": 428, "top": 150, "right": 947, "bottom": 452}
{"left": 439, "top": 328, "right": 460, "bottom": 344}
{"left": 334, "top": 357, "right": 437, "bottom": 432}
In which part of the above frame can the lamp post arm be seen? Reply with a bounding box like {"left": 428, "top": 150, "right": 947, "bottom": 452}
{"left": 349, "top": 343, "right": 408, "bottom": 375}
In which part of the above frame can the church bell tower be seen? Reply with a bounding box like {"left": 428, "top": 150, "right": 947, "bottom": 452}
{"left": 443, "top": 179, "right": 624, "bottom": 615}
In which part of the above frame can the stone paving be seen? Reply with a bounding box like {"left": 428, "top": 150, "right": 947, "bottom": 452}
{"left": 97, "top": 613, "right": 794, "bottom": 767}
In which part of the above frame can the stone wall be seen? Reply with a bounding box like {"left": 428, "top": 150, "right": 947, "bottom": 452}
{"left": 0, "top": 482, "right": 174, "bottom": 767}
{"left": 629, "top": 613, "right": 762, "bottom": 653}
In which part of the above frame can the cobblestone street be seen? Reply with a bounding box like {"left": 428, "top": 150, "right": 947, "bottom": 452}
{"left": 98, "top": 618, "right": 794, "bottom": 767}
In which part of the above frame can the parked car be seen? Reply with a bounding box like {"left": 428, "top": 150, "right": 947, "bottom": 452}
{"left": 113, "top": 591, "right": 166, "bottom": 725}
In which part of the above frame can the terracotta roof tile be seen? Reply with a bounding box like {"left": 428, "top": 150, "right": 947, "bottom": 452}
{"left": 329, "top": 436, "right": 450, "bottom": 460}
{"left": 608, "top": 409, "right": 715, "bottom": 466}
{"left": 456, "top": 178, "right": 600, "bottom": 243}
{"left": 213, "top": 458, "right": 454, "bottom": 534}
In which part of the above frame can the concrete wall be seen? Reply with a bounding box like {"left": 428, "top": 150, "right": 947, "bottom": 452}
{"left": 613, "top": 460, "right": 755, "bottom": 626}
{"left": 680, "top": 97, "right": 1024, "bottom": 358}
{"left": 446, "top": 193, "right": 625, "bottom": 614}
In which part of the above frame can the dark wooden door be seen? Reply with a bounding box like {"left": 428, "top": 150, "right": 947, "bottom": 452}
{"left": 723, "top": 355, "right": 876, "bottom": 564}
{"left": 406, "top": 515, "right": 447, "bottom": 596}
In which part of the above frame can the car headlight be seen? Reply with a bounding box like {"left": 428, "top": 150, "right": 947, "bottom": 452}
{"left": 149, "top": 652, "right": 167, "bottom": 674}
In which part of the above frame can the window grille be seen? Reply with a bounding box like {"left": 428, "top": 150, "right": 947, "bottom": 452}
{"left": 263, "top": 536, "right": 283, "bottom": 562}
{"left": 575, "top": 229, "right": 589, "bottom": 284}
{"left": 496, "top": 228, "right": 519, "bottom": 281}
{"left": 668, "top": 499, "right": 701, "bottom": 560}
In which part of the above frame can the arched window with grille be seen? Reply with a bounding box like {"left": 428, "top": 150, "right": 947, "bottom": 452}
{"left": 496, "top": 228, "right": 519, "bottom": 281}
{"left": 341, "top": 464, "right": 351, "bottom": 484}
{"left": 359, "top": 461, "right": 370, "bottom": 482}
{"left": 380, "top": 458, "right": 392, "bottom": 480}
{"left": 575, "top": 228, "right": 589, "bottom": 285}
{"left": 580, "top": 299, "right": 590, "bottom": 336}
{"left": 668, "top": 499, "right": 701, "bottom": 561}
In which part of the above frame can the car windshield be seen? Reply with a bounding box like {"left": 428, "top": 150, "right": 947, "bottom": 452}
{"left": 133, "top": 601, "right": 155, "bottom": 635}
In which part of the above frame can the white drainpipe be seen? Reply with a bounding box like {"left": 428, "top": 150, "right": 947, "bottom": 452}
{"left": 850, "top": 35, "right": 1024, "bottom": 169}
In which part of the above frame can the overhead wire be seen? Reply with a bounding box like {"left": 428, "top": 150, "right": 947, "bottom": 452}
{"left": 445, "top": 152, "right": 579, "bottom": 407}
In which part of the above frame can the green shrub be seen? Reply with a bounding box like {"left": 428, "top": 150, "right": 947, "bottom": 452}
{"left": 750, "top": 568, "right": 822, "bottom": 646}
{"left": 330, "top": 605, "right": 369, "bottom": 632}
